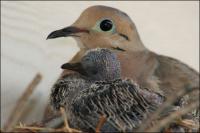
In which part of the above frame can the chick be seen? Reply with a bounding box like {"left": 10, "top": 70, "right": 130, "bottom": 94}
{"left": 50, "top": 48, "right": 160, "bottom": 132}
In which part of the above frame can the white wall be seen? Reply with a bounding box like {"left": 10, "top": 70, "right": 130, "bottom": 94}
{"left": 1, "top": 1, "right": 199, "bottom": 127}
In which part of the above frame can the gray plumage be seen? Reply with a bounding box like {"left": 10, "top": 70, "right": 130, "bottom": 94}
{"left": 70, "top": 79, "right": 157, "bottom": 132}
{"left": 50, "top": 48, "right": 161, "bottom": 132}
{"left": 50, "top": 74, "right": 91, "bottom": 111}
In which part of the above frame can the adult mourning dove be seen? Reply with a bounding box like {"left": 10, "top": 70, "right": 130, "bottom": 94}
{"left": 47, "top": 5, "right": 199, "bottom": 111}
{"left": 50, "top": 48, "right": 160, "bottom": 132}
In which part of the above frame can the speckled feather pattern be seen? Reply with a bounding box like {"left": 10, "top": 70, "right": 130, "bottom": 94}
{"left": 51, "top": 75, "right": 157, "bottom": 132}
{"left": 82, "top": 48, "right": 121, "bottom": 81}
{"left": 71, "top": 79, "right": 157, "bottom": 132}
{"left": 50, "top": 74, "right": 91, "bottom": 111}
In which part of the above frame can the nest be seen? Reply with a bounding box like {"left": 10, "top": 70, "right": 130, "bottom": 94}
{"left": 2, "top": 73, "right": 199, "bottom": 132}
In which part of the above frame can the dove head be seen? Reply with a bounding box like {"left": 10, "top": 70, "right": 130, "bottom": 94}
{"left": 61, "top": 48, "right": 121, "bottom": 81}
{"left": 47, "top": 5, "right": 146, "bottom": 52}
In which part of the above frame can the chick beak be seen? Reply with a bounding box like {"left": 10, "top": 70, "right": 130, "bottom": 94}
{"left": 61, "top": 62, "right": 87, "bottom": 75}
{"left": 47, "top": 26, "right": 89, "bottom": 39}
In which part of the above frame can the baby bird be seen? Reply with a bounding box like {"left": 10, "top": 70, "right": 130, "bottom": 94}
{"left": 50, "top": 48, "right": 161, "bottom": 132}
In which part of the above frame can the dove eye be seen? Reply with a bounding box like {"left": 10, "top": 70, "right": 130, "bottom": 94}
{"left": 93, "top": 18, "right": 116, "bottom": 33}
{"left": 100, "top": 19, "right": 113, "bottom": 31}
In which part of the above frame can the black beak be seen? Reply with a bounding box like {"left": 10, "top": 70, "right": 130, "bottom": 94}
{"left": 61, "top": 62, "right": 87, "bottom": 75}
{"left": 47, "top": 26, "right": 89, "bottom": 39}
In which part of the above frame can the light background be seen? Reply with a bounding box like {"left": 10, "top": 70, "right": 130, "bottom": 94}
{"left": 1, "top": 1, "right": 199, "bottom": 127}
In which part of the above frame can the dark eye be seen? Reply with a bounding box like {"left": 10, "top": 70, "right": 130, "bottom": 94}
{"left": 83, "top": 57, "right": 90, "bottom": 62}
{"left": 100, "top": 19, "right": 113, "bottom": 31}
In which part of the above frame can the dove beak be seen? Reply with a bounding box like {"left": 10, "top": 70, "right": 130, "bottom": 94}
{"left": 47, "top": 26, "right": 89, "bottom": 39}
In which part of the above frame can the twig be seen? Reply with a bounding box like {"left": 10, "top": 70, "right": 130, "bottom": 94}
{"left": 60, "top": 107, "right": 81, "bottom": 133}
{"left": 95, "top": 115, "right": 107, "bottom": 133}
{"left": 60, "top": 107, "right": 71, "bottom": 132}
{"left": 15, "top": 125, "right": 81, "bottom": 132}
{"left": 15, "top": 125, "right": 56, "bottom": 132}
{"left": 147, "top": 101, "right": 199, "bottom": 132}
{"left": 137, "top": 87, "right": 197, "bottom": 132}
{"left": 3, "top": 73, "right": 42, "bottom": 132}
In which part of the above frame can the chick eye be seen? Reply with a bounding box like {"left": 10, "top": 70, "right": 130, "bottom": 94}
{"left": 100, "top": 19, "right": 113, "bottom": 31}
{"left": 83, "top": 57, "right": 90, "bottom": 62}
{"left": 93, "top": 18, "right": 116, "bottom": 33}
